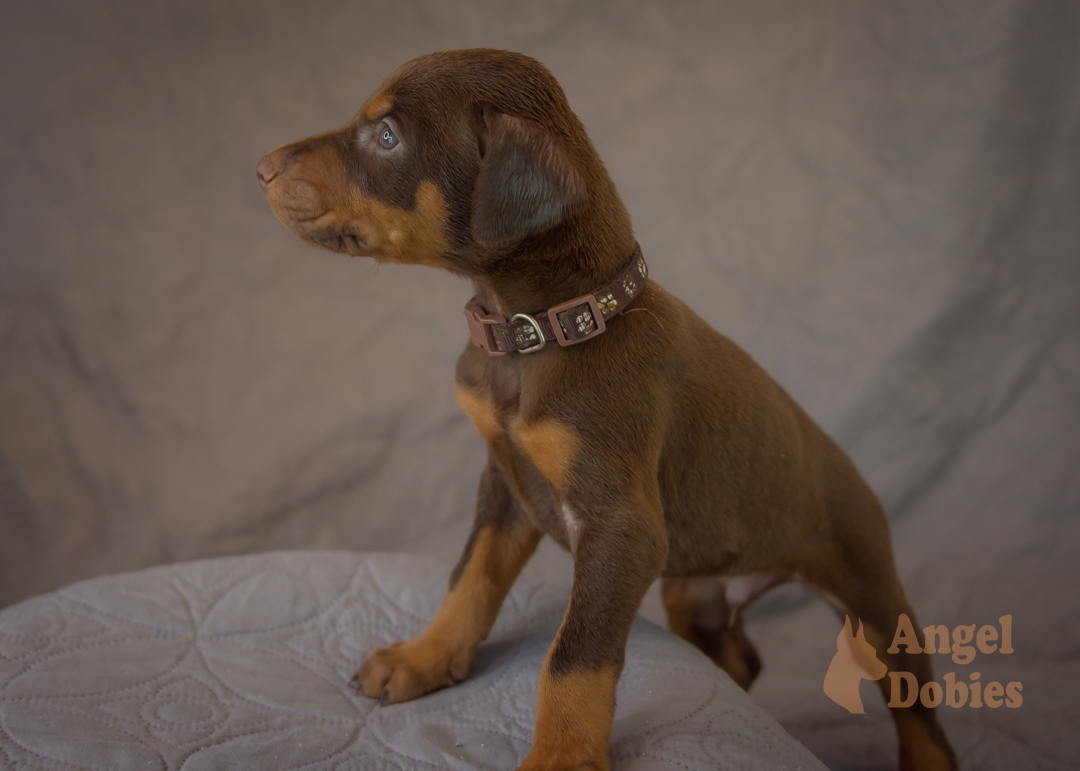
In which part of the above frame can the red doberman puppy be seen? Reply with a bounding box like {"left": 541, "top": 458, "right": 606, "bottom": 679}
{"left": 258, "top": 48, "right": 956, "bottom": 771}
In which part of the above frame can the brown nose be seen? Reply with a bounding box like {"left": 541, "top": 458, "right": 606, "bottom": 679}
{"left": 256, "top": 152, "right": 284, "bottom": 189}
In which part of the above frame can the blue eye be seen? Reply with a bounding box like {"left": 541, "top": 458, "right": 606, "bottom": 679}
{"left": 377, "top": 122, "right": 398, "bottom": 150}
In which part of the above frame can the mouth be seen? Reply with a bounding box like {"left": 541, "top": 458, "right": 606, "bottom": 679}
{"left": 304, "top": 232, "right": 368, "bottom": 257}
{"left": 270, "top": 202, "right": 369, "bottom": 257}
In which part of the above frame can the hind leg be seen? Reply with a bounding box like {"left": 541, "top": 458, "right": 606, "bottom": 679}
{"left": 661, "top": 573, "right": 779, "bottom": 690}
{"left": 803, "top": 500, "right": 958, "bottom": 770}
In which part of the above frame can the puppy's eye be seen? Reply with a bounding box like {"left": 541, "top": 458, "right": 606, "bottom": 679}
{"left": 377, "top": 122, "right": 399, "bottom": 150}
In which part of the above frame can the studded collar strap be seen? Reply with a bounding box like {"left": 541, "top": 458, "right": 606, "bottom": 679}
{"left": 464, "top": 243, "right": 648, "bottom": 356}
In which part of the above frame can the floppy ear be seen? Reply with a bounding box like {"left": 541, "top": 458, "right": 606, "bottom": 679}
{"left": 472, "top": 106, "right": 587, "bottom": 245}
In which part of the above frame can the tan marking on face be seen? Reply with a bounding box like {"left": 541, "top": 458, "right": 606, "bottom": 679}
{"left": 261, "top": 135, "right": 347, "bottom": 227}
{"left": 364, "top": 93, "right": 393, "bottom": 121}
{"left": 354, "top": 523, "right": 540, "bottom": 704}
{"left": 523, "top": 664, "right": 618, "bottom": 770}
{"left": 262, "top": 137, "right": 449, "bottom": 268}
{"left": 511, "top": 417, "right": 580, "bottom": 490}
{"left": 455, "top": 383, "right": 500, "bottom": 444}
{"left": 349, "top": 179, "right": 449, "bottom": 267}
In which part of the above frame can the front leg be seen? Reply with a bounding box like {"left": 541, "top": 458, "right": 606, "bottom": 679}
{"left": 352, "top": 458, "right": 540, "bottom": 704}
{"left": 519, "top": 490, "right": 668, "bottom": 771}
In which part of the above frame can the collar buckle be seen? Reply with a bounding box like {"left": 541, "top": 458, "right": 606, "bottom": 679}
{"left": 464, "top": 243, "right": 645, "bottom": 356}
{"left": 464, "top": 299, "right": 508, "bottom": 356}
{"left": 547, "top": 294, "right": 606, "bottom": 347}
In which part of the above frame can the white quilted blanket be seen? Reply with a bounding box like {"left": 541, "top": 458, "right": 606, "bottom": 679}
{"left": 0, "top": 552, "right": 826, "bottom": 770}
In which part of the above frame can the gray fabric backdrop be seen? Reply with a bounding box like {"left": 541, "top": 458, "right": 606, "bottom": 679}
{"left": 2, "top": 1, "right": 1077, "bottom": 768}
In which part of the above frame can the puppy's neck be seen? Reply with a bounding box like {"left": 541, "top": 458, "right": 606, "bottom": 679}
{"left": 471, "top": 187, "right": 636, "bottom": 317}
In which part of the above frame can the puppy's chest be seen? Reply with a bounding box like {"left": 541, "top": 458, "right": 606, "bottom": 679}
{"left": 455, "top": 375, "right": 580, "bottom": 548}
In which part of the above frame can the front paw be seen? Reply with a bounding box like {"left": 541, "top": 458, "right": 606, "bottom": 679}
{"left": 350, "top": 636, "right": 471, "bottom": 705}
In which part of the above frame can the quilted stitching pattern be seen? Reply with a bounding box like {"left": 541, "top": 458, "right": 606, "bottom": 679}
{"left": 0, "top": 552, "right": 826, "bottom": 770}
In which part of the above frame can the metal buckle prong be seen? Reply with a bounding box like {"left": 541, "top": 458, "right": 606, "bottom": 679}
{"left": 510, "top": 313, "right": 546, "bottom": 354}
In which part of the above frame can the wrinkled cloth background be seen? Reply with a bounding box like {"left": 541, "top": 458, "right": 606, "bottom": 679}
{"left": 1, "top": 1, "right": 1077, "bottom": 769}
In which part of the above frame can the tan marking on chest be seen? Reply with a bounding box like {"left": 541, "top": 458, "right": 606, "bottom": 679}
{"left": 510, "top": 417, "right": 580, "bottom": 490}
{"left": 455, "top": 384, "right": 500, "bottom": 444}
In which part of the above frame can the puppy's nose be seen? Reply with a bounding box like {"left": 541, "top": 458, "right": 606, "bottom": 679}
{"left": 256, "top": 152, "right": 284, "bottom": 189}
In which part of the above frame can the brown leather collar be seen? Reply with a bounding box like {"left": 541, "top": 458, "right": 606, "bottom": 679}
{"left": 464, "top": 244, "right": 647, "bottom": 356}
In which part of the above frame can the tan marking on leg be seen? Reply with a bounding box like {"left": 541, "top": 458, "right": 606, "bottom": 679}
{"left": 715, "top": 621, "right": 762, "bottom": 691}
{"left": 856, "top": 617, "right": 957, "bottom": 770}
{"left": 455, "top": 383, "right": 499, "bottom": 444}
{"left": 511, "top": 416, "right": 580, "bottom": 490}
{"left": 364, "top": 93, "right": 393, "bottom": 121}
{"left": 353, "top": 524, "right": 540, "bottom": 704}
{"left": 519, "top": 666, "right": 618, "bottom": 771}
{"left": 800, "top": 533, "right": 958, "bottom": 768}
{"left": 662, "top": 578, "right": 762, "bottom": 691}
{"left": 662, "top": 578, "right": 699, "bottom": 640}
{"left": 895, "top": 708, "right": 959, "bottom": 771}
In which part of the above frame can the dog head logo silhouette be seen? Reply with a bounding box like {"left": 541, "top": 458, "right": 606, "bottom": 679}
{"left": 824, "top": 616, "right": 888, "bottom": 714}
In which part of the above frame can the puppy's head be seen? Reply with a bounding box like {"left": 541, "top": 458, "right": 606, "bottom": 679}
{"left": 257, "top": 49, "right": 591, "bottom": 275}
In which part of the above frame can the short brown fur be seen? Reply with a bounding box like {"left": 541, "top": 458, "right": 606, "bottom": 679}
{"left": 260, "top": 48, "right": 957, "bottom": 771}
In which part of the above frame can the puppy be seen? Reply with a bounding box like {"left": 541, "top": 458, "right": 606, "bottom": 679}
{"left": 258, "top": 48, "right": 957, "bottom": 771}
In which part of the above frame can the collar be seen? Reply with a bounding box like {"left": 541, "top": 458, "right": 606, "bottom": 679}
{"left": 464, "top": 243, "right": 647, "bottom": 356}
